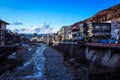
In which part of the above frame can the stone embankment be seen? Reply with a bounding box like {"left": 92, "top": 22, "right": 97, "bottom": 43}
{"left": 52, "top": 43, "right": 120, "bottom": 69}
{"left": 51, "top": 43, "right": 120, "bottom": 79}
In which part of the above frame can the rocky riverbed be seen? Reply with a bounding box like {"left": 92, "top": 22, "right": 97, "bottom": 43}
{"left": 0, "top": 43, "right": 75, "bottom": 80}
{"left": 44, "top": 46, "right": 74, "bottom": 80}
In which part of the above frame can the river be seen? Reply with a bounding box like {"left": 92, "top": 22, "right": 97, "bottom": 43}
{"left": 0, "top": 43, "right": 74, "bottom": 80}
{"left": 0, "top": 44, "right": 46, "bottom": 80}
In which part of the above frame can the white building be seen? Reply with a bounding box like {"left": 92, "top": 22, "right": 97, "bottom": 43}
{"left": 111, "top": 21, "right": 120, "bottom": 43}
{"left": 61, "top": 26, "right": 72, "bottom": 40}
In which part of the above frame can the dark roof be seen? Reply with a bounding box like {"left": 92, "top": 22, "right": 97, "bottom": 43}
{"left": 0, "top": 20, "right": 9, "bottom": 25}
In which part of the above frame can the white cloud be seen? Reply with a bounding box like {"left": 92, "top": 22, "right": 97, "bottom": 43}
{"left": 51, "top": 28, "right": 59, "bottom": 33}
{"left": 10, "top": 23, "right": 59, "bottom": 34}
{"left": 41, "top": 23, "right": 49, "bottom": 29}
{"left": 13, "top": 22, "right": 23, "bottom": 25}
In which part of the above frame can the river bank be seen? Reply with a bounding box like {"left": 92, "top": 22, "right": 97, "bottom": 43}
{"left": 43, "top": 46, "right": 74, "bottom": 80}
{"left": 0, "top": 46, "right": 26, "bottom": 75}
{"left": 51, "top": 43, "right": 120, "bottom": 80}
{"left": 0, "top": 43, "right": 40, "bottom": 80}
{"left": 10, "top": 44, "right": 75, "bottom": 80}
{"left": 1, "top": 43, "right": 111, "bottom": 80}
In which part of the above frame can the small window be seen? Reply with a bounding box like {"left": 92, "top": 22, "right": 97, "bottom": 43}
{"left": 95, "top": 26, "right": 99, "bottom": 29}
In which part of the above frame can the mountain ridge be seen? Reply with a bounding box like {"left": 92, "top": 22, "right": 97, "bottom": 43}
{"left": 72, "top": 4, "right": 120, "bottom": 26}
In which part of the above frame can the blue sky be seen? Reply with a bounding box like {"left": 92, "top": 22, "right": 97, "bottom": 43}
{"left": 0, "top": 0, "right": 120, "bottom": 33}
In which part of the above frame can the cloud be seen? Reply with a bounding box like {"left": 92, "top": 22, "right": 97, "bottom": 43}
{"left": 11, "top": 23, "right": 59, "bottom": 34}
{"left": 41, "top": 23, "right": 49, "bottom": 29}
{"left": 12, "top": 29, "right": 20, "bottom": 33}
{"left": 52, "top": 28, "right": 59, "bottom": 33}
{"left": 13, "top": 22, "right": 23, "bottom": 25}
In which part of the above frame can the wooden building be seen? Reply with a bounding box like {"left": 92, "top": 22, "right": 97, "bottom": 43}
{"left": 0, "top": 20, "right": 9, "bottom": 46}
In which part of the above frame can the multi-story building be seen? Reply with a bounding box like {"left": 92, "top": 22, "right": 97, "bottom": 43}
{"left": 57, "top": 26, "right": 72, "bottom": 41}
{"left": 71, "top": 22, "right": 112, "bottom": 42}
{"left": 111, "top": 21, "right": 120, "bottom": 39}
{"left": 0, "top": 20, "right": 9, "bottom": 46}
{"left": 61, "top": 26, "right": 72, "bottom": 40}
{"left": 87, "top": 22, "right": 111, "bottom": 42}
{"left": 71, "top": 23, "right": 87, "bottom": 41}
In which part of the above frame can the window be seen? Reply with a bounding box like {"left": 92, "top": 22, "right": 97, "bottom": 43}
{"left": 95, "top": 26, "right": 99, "bottom": 29}
{"left": 102, "top": 26, "right": 107, "bottom": 29}
{"left": 95, "top": 26, "right": 100, "bottom": 30}
{"left": 95, "top": 33, "right": 99, "bottom": 36}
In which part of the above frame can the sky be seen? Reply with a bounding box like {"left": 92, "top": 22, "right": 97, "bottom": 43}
{"left": 0, "top": 0, "right": 120, "bottom": 34}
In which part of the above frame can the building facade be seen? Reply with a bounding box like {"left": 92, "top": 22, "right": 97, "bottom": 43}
{"left": 0, "top": 20, "right": 9, "bottom": 46}
{"left": 57, "top": 26, "right": 72, "bottom": 41}
{"left": 71, "top": 22, "right": 112, "bottom": 42}
{"left": 87, "top": 22, "right": 111, "bottom": 42}
{"left": 61, "top": 26, "right": 72, "bottom": 40}
{"left": 110, "top": 21, "right": 120, "bottom": 43}
{"left": 71, "top": 23, "right": 87, "bottom": 41}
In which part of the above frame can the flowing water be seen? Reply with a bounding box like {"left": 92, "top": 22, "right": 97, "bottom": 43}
{"left": 0, "top": 43, "right": 74, "bottom": 80}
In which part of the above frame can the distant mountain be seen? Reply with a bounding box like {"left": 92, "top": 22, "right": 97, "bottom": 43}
{"left": 73, "top": 4, "right": 120, "bottom": 26}
{"left": 20, "top": 33, "right": 46, "bottom": 39}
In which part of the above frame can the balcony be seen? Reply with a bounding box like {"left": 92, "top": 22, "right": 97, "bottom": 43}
{"left": 0, "top": 28, "right": 6, "bottom": 31}
{"left": 0, "top": 26, "right": 6, "bottom": 31}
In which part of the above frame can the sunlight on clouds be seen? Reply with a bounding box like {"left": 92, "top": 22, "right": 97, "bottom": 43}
{"left": 11, "top": 23, "right": 59, "bottom": 34}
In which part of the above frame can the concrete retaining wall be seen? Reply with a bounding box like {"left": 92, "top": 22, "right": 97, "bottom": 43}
{"left": 52, "top": 43, "right": 120, "bottom": 69}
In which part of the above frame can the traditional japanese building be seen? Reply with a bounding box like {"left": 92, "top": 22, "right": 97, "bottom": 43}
{"left": 0, "top": 20, "right": 9, "bottom": 46}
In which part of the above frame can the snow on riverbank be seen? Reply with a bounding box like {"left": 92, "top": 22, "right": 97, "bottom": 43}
{"left": 2, "top": 43, "right": 47, "bottom": 80}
